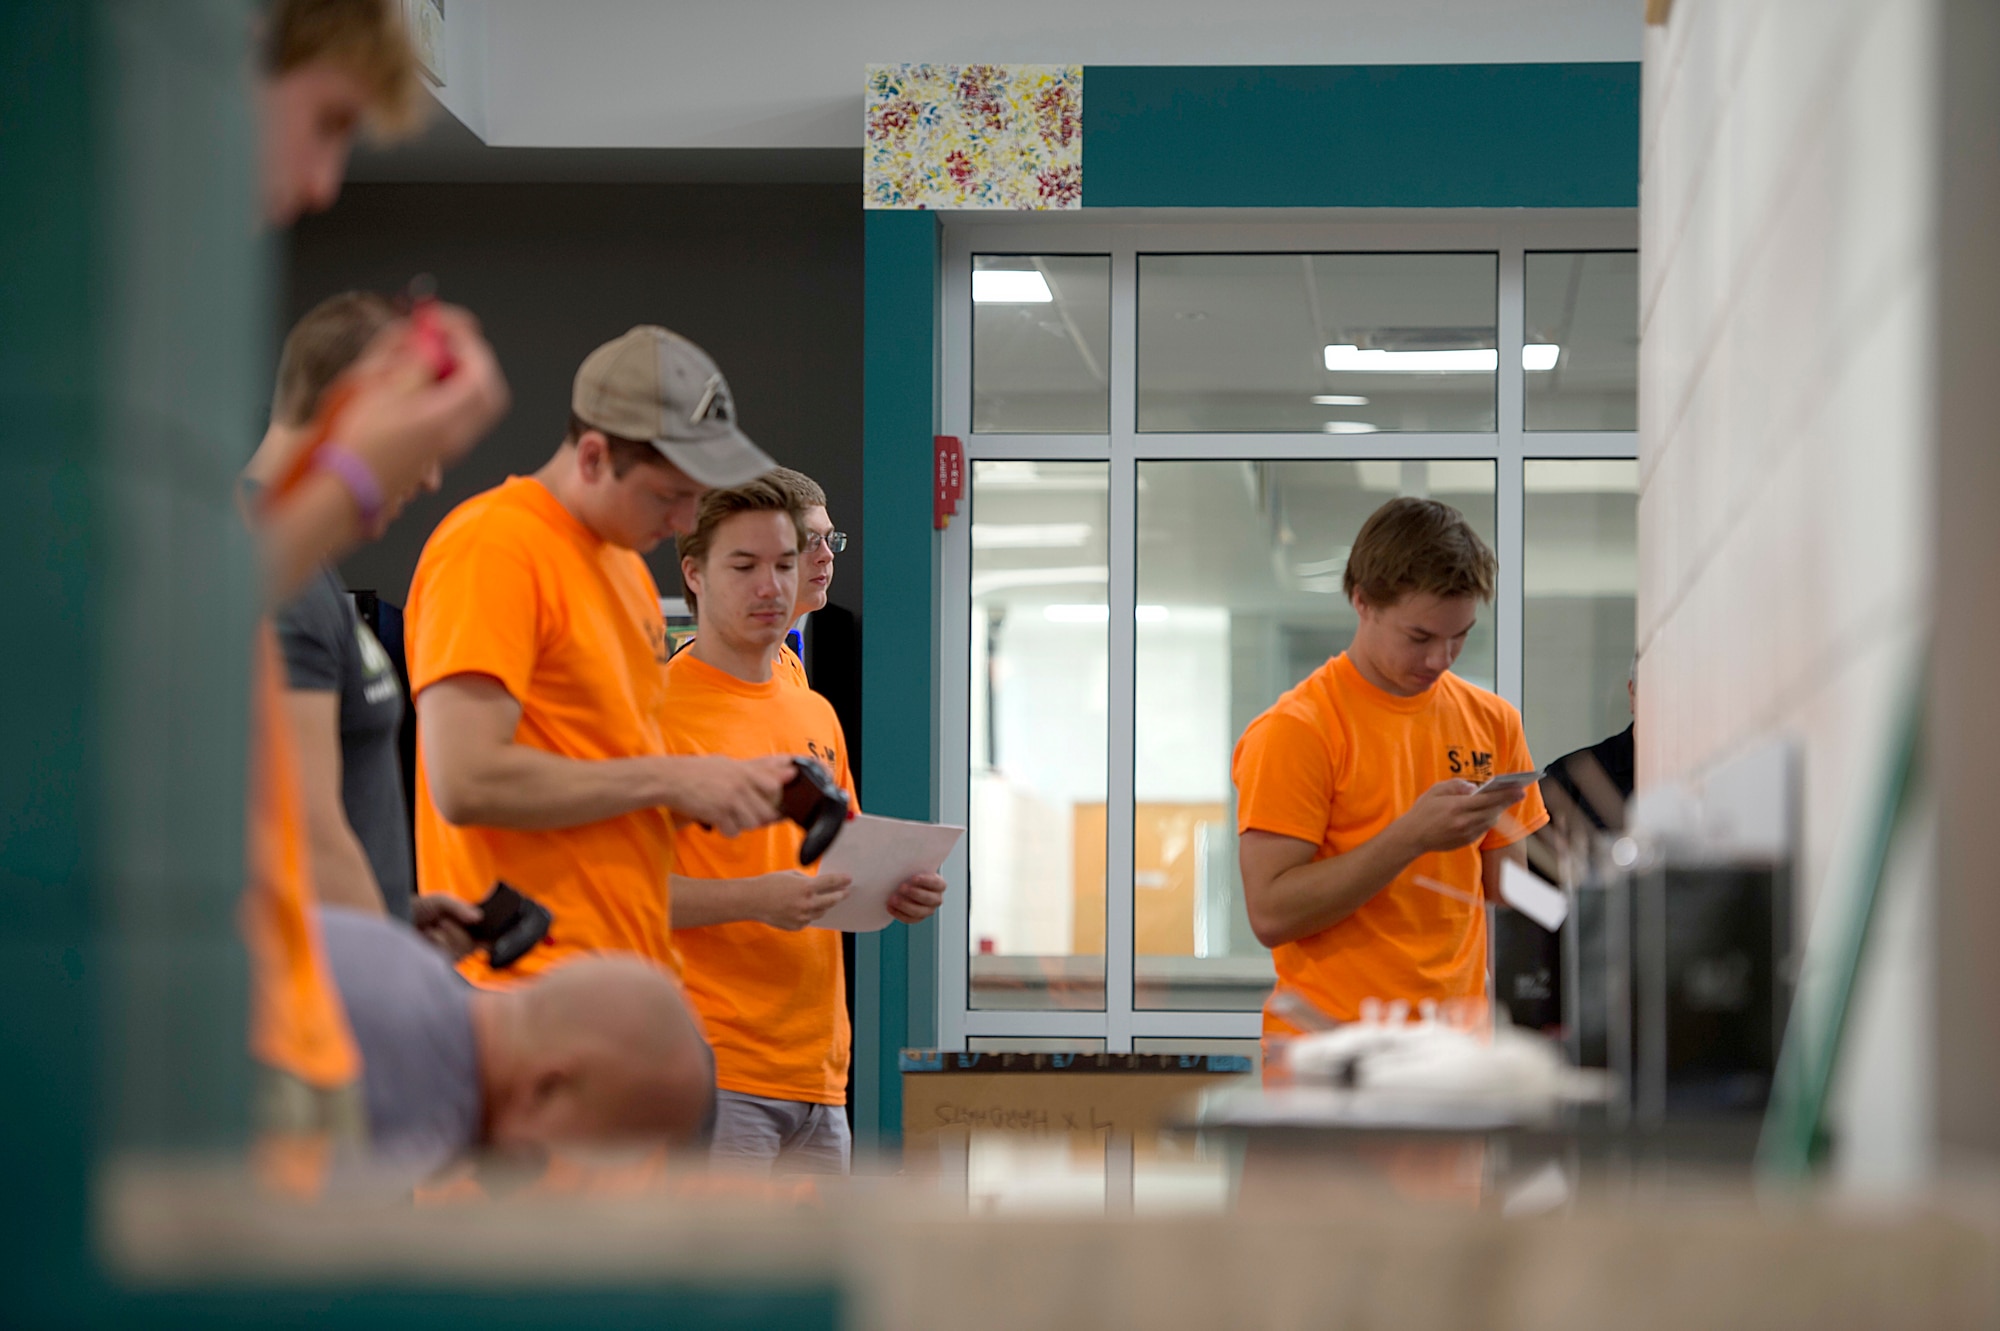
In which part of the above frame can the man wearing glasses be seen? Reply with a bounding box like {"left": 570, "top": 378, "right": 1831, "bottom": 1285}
{"left": 767, "top": 468, "right": 845, "bottom": 690}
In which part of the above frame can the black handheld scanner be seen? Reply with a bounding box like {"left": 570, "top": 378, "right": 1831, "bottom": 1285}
{"left": 465, "top": 882, "right": 552, "bottom": 970}
{"left": 780, "top": 757, "right": 850, "bottom": 865}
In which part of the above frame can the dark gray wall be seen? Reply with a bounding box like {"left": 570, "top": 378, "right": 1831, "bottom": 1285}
{"left": 282, "top": 181, "right": 864, "bottom": 612}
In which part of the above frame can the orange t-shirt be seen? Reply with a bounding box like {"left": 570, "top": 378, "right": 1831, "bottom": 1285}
{"left": 244, "top": 623, "right": 361, "bottom": 1089}
{"left": 775, "top": 642, "right": 807, "bottom": 689}
{"left": 406, "top": 476, "right": 679, "bottom": 985}
{"left": 1232, "top": 653, "right": 1547, "bottom": 1032}
{"left": 660, "top": 650, "right": 853, "bottom": 1106}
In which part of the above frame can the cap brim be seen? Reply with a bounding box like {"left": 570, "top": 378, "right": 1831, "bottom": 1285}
{"left": 651, "top": 429, "right": 777, "bottom": 489}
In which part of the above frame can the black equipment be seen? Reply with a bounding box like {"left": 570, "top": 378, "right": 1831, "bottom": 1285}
{"left": 466, "top": 882, "right": 552, "bottom": 970}
{"left": 780, "top": 757, "right": 849, "bottom": 865}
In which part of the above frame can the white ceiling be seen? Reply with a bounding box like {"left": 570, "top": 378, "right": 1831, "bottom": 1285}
{"left": 423, "top": 1, "right": 1642, "bottom": 151}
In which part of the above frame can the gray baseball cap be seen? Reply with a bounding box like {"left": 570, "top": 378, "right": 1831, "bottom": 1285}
{"left": 571, "top": 325, "right": 775, "bottom": 488}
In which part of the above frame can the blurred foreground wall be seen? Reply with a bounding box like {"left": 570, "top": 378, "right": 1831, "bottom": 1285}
{"left": 1636, "top": 0, "right": 1942, "bottom": 1186}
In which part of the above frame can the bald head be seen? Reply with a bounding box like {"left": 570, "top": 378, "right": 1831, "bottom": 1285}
{"left": 476, "top": 956, "right": 714, "bottom": 1152}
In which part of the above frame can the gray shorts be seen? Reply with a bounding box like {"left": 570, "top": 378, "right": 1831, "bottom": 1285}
{"left": 709, "top": 1089, "right": 851, "bottom": 1175}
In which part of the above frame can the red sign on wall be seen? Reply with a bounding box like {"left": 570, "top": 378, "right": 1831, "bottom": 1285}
{"left": 934, "top": 434, "right": 965, "bottom": 530}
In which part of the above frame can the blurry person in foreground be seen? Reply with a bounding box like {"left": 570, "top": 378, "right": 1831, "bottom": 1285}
{"left": 246, "top": 291, "right": 482, "bottom": 953}
{"left": 244, "top": 0, "right": 507, "bottom": 1154}
{"left": 318, "top": 906, "right": 713, "bottom": 1178}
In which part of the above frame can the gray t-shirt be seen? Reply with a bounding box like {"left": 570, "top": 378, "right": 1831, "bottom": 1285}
{"left": 318, "top": 907, "right": 481, "bottom": 1172}
{"left": 276, "top": 567, "right": 414, "bottom": 919}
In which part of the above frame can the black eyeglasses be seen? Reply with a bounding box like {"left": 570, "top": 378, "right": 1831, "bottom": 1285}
{"left": 806, "top": 531, "right": 847, "bottom": 554}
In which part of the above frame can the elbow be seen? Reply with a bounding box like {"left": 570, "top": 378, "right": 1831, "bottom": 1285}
{"left": 1248, "top": 916, "right": 1291, "bottom": 951}
{"left": 427, "top": 766, "right": 489, "bottom": 827}
{"left": 1242, "top": 891, "right": 1290, "bottom": 951}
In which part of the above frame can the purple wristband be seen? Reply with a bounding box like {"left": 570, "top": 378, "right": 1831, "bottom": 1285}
{"left": 313, "top": 443, "right": 385, "bottom": 527}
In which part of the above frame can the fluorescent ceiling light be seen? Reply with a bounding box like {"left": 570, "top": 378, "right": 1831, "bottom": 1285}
{"left": 1042, "top": 604, "right": 1172, "bottom": 623}
{"left": 1324, "top": 344, "right": 1497, "bottom": 373}
{"left": 1311, "top": 394, "right": 1369, "bottom": 406}
{"left": 971, "top": 565, "right": 1108, "bottom": 597}
{"left": 1322, "top": 421, "right": 1378, "bottom": 434}
{"left": 972, "top": 523, "right": 1092, "bottom": 549}
{"left": 1523, "top": 343, "right": 1561, "bottom": 372}
{"left": 974, "top": 270, "right": 1053, "bottom": 304}
{"left": 1043, "top": 603, "right": 1108, "bottom": 622}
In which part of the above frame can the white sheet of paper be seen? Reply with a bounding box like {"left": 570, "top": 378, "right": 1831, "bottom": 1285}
{"left": 1501, "top": 858, "right": 1568, "bottom": 932}
{"left": 810, "top": 813, "right": 963, "bottom": 933}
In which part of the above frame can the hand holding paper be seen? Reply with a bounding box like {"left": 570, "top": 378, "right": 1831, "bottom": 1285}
{"left": 810, "top": 813, "right": 962, "bottom": 933}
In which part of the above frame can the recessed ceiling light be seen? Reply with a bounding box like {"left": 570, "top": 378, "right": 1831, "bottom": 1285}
{"left": 1311, "top": 394, "right": 1369, "bottom": 406}
{"left": 1523, "top": 343, "right": 1561, "bottom": 371}
{"left": 1043, "top": 604, "right": 1173, "bottom": 623}
{"left": 1322, "top": 421, "right": 1379, "bottom": 434}
{"left": 1043, "top": 603, "right": 1108, "bottom": 623}
{"left": 974, "top": 270, "right": 1053, "bottom": 303}
{"left": 1324, "top": 344, "right": 1497, "bottom": 373}
{"left": 972, "top": 523, "right": 1093, "bottom": 549}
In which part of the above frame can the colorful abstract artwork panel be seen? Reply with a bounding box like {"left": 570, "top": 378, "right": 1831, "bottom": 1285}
{"left": 865, "top": 63, "right": 1083, "bottom": 210}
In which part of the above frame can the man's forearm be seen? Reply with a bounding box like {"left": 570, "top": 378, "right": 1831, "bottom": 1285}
{"left": 670, "top": 874, "right": 767, "bottom": 929}
{"left": 1252, "top": 824, "right": 1422, "bottom": 947}
{"left": 430, "top": 743, "right": 679, "bottom": 831}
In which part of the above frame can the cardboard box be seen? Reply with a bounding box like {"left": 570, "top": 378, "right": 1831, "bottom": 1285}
{"left": 901, "top": 1051, "right": 1251, "bottom": 1142}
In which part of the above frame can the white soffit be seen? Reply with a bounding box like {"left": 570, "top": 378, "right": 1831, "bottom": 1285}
{"left": 445, "top": 0, "right": 1641, "bottom": 150}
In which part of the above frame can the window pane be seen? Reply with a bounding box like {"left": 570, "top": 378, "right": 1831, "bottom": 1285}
{"left": 1524, "top": 252, "right": 1639, "bottom": 431}
{"left": 1522, "top": 459, "right": 1639, "bottom": 769}
{"left": 973, "top": 255, "right": 1111, "bottom": 433}
{"left": 969, "top": 460, "right": 1108, "bottom": 1010}
{"left": 1137, "top": 253, "right": 1499, "bottom": 432}
{"left": 1132, "top": 460, "right": 1497, "bottom": 1010}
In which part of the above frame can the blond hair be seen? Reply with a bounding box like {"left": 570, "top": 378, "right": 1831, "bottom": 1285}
{"left": 678, "top": 478, "right": 806, "bottom": 570}
{"left": 766, "top": 466, "right": 827, "bottom": 511}
{"left": 1342, "top": 497, "right": 1497, "bottom": 607}
{"left": 263, "top": 0, "right": 424, "bottom": 135}
{"left": 272, "top": 290, "right": 396, "bottom": 427}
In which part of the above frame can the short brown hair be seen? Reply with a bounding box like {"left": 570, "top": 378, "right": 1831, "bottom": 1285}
{"left": 263, "top": 0, "right": 423, "bottom": 135}
{"left": 767, "top": 467, "right": 827, "bottom": 510}
{"left": 564, "top": 412, "right": 674, "bottom": 479}
{"left": 1343, "top": 497, "right": 1497, "bottom": 606}
{"left": 678, "top": 478, "right": 806, "bottom": 570}
{"left": 272, "top": 290, "right": 395, "bottom": 427}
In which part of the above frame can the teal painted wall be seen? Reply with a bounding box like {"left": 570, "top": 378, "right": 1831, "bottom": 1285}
{"left": 1082, "top": 63, "right": 1641, "bottom": 208}
{"left": 0, "top": 4, "right": 841, "bottom": 1323}
{"left": 857, "top": 209, "right": 941, "bottom": 1147}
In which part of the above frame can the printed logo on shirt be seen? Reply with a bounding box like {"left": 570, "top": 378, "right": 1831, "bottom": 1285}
{"left": 1445, "top": 747, "right": 1494, "bottom": 781}
{"left": 805, "top": 737, "right": 839, "bottom": 771}
{"left": 645, "top": 617, "right": 670, "bottom": 664}
{"left": 355, "top": 623, "right": 401, "bottom": 706}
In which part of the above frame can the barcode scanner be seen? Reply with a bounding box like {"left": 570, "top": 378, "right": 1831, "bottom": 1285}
{"left": 466, "top": 883, "right": 552, "bottom": 970}
{"left": 780, "top": 757, "right": 850, "bottom": 865}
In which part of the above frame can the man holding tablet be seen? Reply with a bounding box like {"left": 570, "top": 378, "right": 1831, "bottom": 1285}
{"left": 1233, "top": 497, "right": 1548, "bottom": 1035}
{"left": 662, "top": 479, "right": 944, "bottom": 1173}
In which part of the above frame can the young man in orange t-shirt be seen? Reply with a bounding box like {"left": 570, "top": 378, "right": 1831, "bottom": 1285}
{"left": 663, "top": 480, "right": 944, "bottom": 1174}
{"left": 244, "top": 0, "right": 510, "bottom": 1144}
{"left": 1233, "top": 498, "right": 1549, "bottom": 1039}
{"left": 408, "top": 328, "right": 799, "bottom": 986}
